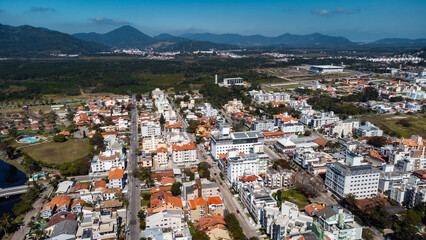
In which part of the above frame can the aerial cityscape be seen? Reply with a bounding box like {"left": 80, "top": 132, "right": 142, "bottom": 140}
{"left": 0, "top": 1, "right": 425, "bottom": 240}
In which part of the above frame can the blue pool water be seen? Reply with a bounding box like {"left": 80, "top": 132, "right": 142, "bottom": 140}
{"left": 20, "top": 137, "right": 38, "bottom": 143}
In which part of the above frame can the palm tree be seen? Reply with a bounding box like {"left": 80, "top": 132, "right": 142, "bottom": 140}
{"left": 28, "top": 220, "right": 37, "bottom": 229}
{"left": 0, "top": 213, "right": 13, "bottom": 236}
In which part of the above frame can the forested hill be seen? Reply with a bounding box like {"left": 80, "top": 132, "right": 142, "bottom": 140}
{"left": 0, "top": 24, "right": 109, "bottom": 56}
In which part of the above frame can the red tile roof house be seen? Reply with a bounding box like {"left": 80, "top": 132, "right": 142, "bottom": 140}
{"left": 16, "top": 125, "right": 25, "bottom": 131}
{"left": 108, "top": 168, "right": 124, "bottom": 189}
{"left": 43, "top": 212, "right": 77, "bottom": 235}
{"left": 41, "top": 202, "right": 56, "bottom": 218}
{"left": 45, "top": 123, "right": 55, "bottom": 129}
{"left": 31, "top": 124, "right": 40, "bottom": 130}
{"left": 71, "top": 199, "right": 85, "bottom": 213}
{"left": 1, "top": 129, "right": 9, "bottom": 135}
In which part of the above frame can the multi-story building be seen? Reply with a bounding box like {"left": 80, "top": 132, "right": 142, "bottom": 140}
{"left": 142, "top": 135, "right": 164, "bottom": 152}
{"left": 182, "top": 178, "right": 221, "bottom": 201}
{"left": 301, "top": 111, "right": 340, "bottom": 129}
{"left": 171, "top": 141, "right": 197, "bottom": 165}
{"left": 108, "top": 168, "right": 124, "bottom": 189}
{"left": 253, "top": 119, "right": 276, "bottom": 132}
{"left": 253, "top": 91, "right": 290, "bottom": 104}
{"left": 145, "top": 209, "right": 187, "bottom": 233}
{"left": 153, "top": 147, "right": 170, "bottom": 170}
{"left": 357, "top": 122, "right": 383, "bottom": 137}
{"left": 225, "top": 150, "right": 269, "bottom": 183}
{"left": 264, "top": 168, "right": 293, "bottom": 189}
{"left": 261, "top": 201, "right": 313, "bottom": 240}
{"left": 329, "top": 119, "right": 360, "bottom": 137}
{"left": 210, "top": 130, "right": 264, "bottom": 160}
{"left": 140, "top": 120, "right": 162, "bottom": 137}
{"left": 390, "top": 171, "right": 426, "bottom": 208}
{"left": 238, "top": 182, "right": 276, "bottom": 223}
{"left": 325, "top": 153, "right": 380, "bottom": 199}
{"left": 91, "top": 149, "right": 125, "bottom": 173}
{"left": 312, "top": 205, "right": 363, "bottom": 240}
{"left": 187, "top": 196, "right": 224, "bottom": 222}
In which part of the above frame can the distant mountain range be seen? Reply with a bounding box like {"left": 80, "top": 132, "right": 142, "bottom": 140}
{"left": 0, "top": 23, "right": 108, "bottom": 56}
{"left": 1, "top": 23, "right": 425, "bottom": 56}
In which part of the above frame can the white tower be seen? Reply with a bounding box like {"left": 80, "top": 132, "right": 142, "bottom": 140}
{"left": 215, "top": 74, "right": 218, "bottom": 84}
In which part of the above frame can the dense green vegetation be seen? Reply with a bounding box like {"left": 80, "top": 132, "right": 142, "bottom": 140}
{"left": 224, "top": 213, "right": 246, "bottom": 240}
{"left": 0, "top": 58, "right": 280, "bottom": 103}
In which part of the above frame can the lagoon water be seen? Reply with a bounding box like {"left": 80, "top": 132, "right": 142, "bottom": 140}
{"left": 0, "top": 159, "right": 27, "bottom": 216}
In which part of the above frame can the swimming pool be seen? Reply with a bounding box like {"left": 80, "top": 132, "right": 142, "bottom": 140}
{"left": 17, "top": 136, "right": 40, "bottom": 143}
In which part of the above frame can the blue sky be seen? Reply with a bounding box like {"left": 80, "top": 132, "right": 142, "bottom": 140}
{"left": 0, "top": 0, "right": 425, "bottom": 41}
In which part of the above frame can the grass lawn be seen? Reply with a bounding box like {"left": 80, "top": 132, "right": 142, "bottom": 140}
{"left": 23, "top": 139, "right": 90, "bottom": 165}
{"left": 281, "top": 189, "right": 310, "bottom": 209}
{"left": 360, "top": 113, "right": 426, "bottom": 138}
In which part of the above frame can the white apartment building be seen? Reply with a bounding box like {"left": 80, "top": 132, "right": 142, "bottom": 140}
{"left": 210, "top": 130, "right": 265, "bottom": 160}
{"left": 226, "top": 150, "right": 269, "bottom": 183}
{"left": 330, "top": 119, "right": 360, "bottom": 137}
{"left": 357, "top": 122, "right": 383, "bottom": 137}
{"left": 261, "top": 201, "right": 313, "bottom": 239}
{"left": 313, "top": 205, "right": 363, "bottom": 240}
{"left": 142, "top": 135, "right": 164, "bottom": 152}
{"left": 280, "top": 123, "right": 304, "bottom": 134}
{"left": 265, "top": 168, "right": 293, "bottom": 189}
{"left": 238, "top": 182, "right": 276, "bottom": 223}
{"left": 171, "top": 141, "right": 198, "bottom": 165}
{"left": 140, "top": 120, "right": 162, "bottom": 137}
{"left": 91, "top": 149, "right": 125, "bottom": 173}
{"left": 253, "top": 119, "right": 276, "bottom": 132}
{"left": 253, "top": 91, "right": 290, "bottom": 103}
{"left": 325, "top": 153, "right": 380, "bottom": 199}
{"left": 153, "top": 147, "right": 170, "bottom": 170}
{"left": 145, "top": 209, "right": 186, "bottom": 231}
{"left": 301, "top": 111, "right": 340, "bottom": 129}
{"left": 108, "top": 168, "right": 124, "bottom": 189}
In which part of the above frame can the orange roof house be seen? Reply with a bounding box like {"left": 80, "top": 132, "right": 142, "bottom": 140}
{"left": 94, "top": 180, "right": 107, "bottom": 189}
{"left": 108, "top": 168, "right": 124, "bottom": 180}
{"left": 193, "top": 215, "right": 226, "bottom": 231}
{"left": 161, "top": 177, "right": 175, "bottom": 185}
{"left": 172, "top": 142, "right": 197, "bottom": 151}
{"left": 304, "top": 203, "right": 324, "bottom": 216}
{"left": 59, "top": 131, "right": 70, "bottom": 136}
{"left": 208, "top": 196, "right": 223, "bottom": 205}
{"left": 313, "top": 138, "right": 327, "bottom": 147}
{"left": 149, "top": 192, "right": 183, "bottom": 214}
{"left": 73, "top": 183, "right": 90, "bottom": 192}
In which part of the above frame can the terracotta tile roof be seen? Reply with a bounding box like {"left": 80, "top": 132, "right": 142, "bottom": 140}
{"left": 78, "top": 106, "right": 85, "bottom": 110}
{"left": 262, "top": 131, "right": 285, "bottom": 137}
{"left": 44, "top": 212, "right": 77, "bottom": 230}
{"left": 161, "top": 177, "right": 175, "bottom": 185}
{"left": 313, "top": 138, "right": 327, "bottom": 147}
{"left": 59, "top": 131, "right": 70, "bottom": 136}
{"left": 42, "top": 202, "right": 56, "bottom": 212}
{"left": 271, "top": 102, "right": 286, "bottom": 106}
{"left": 208, "top": 197, "right": 223, "bottom": 205}
{"left": 71, "top": 199, "right": 84, "bottom": 208}
{"left": 31, "top": 124, "right": 40, "bottom": 129}
{"left": 50, "top": 195, "right": 72, "bottom": 208}
{"left": 304, "top": 203, "right": 324, "bottom": 216}
{"left": 102, "top": 131, "right": 118, "bottom": 136}
{"left": 273, "top": 114, "right": 298, "bottom": 122}
{"left": 394, "top": 138, "right": 419, "bottom": 147}
{"left": 194, "top": 197, "right": 206, "bottom": 206}
{"left": 370, "top": 152, "right": 385, "bottom": 162}
{"left": 172, "top": 142, "right": 197, "bottom": 151}
{"left": 101, "top": 188, "right": 122, "bottom": 194}
{"left": 156, "top": 147, "right": 168, "bottom": 152}
{"left": 218, "top": 154, "right": 227, "bottom": 160}
{"left": 73, "top": 183, "right": 89, "bottom": 192}
{"left": 188, "top": 200, "right": 196, "bottom": 210}
{"left": 151, "top": 171, "right": 174, "bottom": 181}
{"left": 164, "top": 122, "right": 183, "bottom": 129}
{"left": 239, "top": 175, "right": 259, "bottom": 182}
{"left": 101, "top": 200, "right": 123, "bottom": 209}
{"left": 151, "top": 185, "right": 172, "bottom": 193}
{"left": 16, "top": 125, "right": 25, "bottom": 129}
{"left": 94, "top": 180, "right": 107, "bottom": 189}
{"left": 108, "top": 168, "right": 124, "bottom": 179}
{"left": 193, "top": 215, "right": 226, "bottom": 231}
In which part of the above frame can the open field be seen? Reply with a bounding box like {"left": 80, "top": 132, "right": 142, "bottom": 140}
{"left": 360, "top": 113, "right": 426, "bottom": 138}
{"left": 276, "top": 189, "right": 310, "bottom": 210}
{"left": 23, "top": 139, "right": 90, "bottom": 165}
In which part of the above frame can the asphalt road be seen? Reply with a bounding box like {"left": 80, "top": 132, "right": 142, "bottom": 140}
{"left": 128, "top": 96, "right": 141, "bottom": 240}
{"left": 12, "top": 183, "right": 53, "bottom": 240}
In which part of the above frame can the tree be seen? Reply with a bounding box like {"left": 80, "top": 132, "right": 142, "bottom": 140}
{"left": 67, "top": 123, "right": 77, "bottom": 132}
{"left": 304, "top": 130, "right": 312, "bottom": 136}
{"left": 367, "top": 136, "right": 387, "bottom": 148}
{"left": 0, "top": 213, "right": 15, "bottom": 236}
{"left": 192, "top": 230, "right": 210, "bottom": 240}
{"left": 66, "top": 112, "right": 75, "bottom": 121}
{"left": 27, "top": 220, "right": 36, "bottom": 229}
{"left": 159, "top": 114, "right": 166, "bottom": 125}
{"left": 8, "top": 128, "right": 18, "bottom": 138}
{"left": 53, "top": 134, "right": 67, "bottom": 142}
{"left": 133, "top": 167, "right": 154, "bottom": 187}
{"left": 91, "top": 132, "right": 105, "bottom": 149}
{"left": 224, "top": 213, "right": 246, "bottom": 240}
{"left": 171, "top": 182, "right": 182, "bottom": 196}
